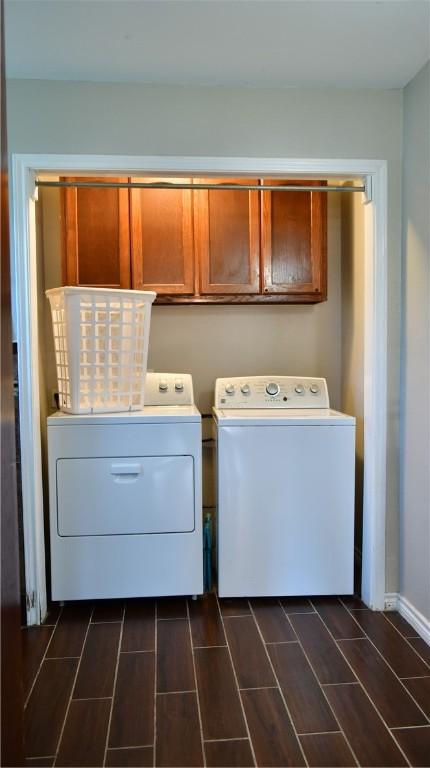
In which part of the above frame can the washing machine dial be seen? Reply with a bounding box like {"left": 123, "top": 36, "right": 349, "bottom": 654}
{"left": 159, "top": 379, "right": 168, "bottom": 392}
{"left": 295, "top": 384, "right": 304, "bottom": 394}
{"left": 266, "top": 382, "right": 280, "bottom": 396}
{"left": 241, "top": 384, "right": 250, "bottom": 395}
{"left": 225, "top": 383, "right": 235, "bottom": 395}
{"left": 174, "top": 379, "right": 184, "bottom": 391}
{"left": 310, "top": 384, "right": 320, "bottom": 394}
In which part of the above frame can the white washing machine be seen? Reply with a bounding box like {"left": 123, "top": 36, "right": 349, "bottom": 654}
{"left": 48, "top": 373, "right": 203, "bottom": 601}
{"left": 213, "top": 376, "right": 356, "bottom": 597}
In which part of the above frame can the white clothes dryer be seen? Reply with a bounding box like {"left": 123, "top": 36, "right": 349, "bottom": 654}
{"left": 48, "top": 373, "right": 202, "bottom": 601}
{"left": 213, "top": 376, "right": 355, "bottom": 597}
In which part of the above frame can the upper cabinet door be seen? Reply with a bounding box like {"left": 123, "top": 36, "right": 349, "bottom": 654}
{"left": 61, "top": 177, "right": 131, "bottom": 288}
{"left": 130, "top": 177, "right": 194, "bottom": 294}
{"left": 261, "top": 180, "right": 327, "bottom": 297}
{"left": 195, "top": 178, "right": 260, "bottom": 294}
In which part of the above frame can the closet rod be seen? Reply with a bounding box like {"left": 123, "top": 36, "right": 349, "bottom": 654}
{"left": 35, "top": 180, "right": 365, "bottom": 193}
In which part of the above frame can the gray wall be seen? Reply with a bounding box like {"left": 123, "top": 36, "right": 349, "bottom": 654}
{"left": 7, "top": 79, "right": 403, "bottom": 593}
{"left": 400, "top": 62, "right": 430, "bottom": 620}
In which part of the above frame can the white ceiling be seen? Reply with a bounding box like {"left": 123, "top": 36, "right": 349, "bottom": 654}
{"left": 5, "top": 0, "right": 430, "bottom": 89}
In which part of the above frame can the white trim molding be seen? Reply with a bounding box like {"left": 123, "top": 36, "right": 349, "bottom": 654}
{"left": 11, "top": 153, "right": 388, "bottom": 623}
{"left": 385, "top": 593, "right": 430, "bottom": 645}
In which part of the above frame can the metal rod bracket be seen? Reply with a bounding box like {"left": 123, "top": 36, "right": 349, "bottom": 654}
{"left": 29, "top": 171, "right": 39, "bottom": 202}
{"left": 364, "top": 175, "right": 373, "bottom": 204}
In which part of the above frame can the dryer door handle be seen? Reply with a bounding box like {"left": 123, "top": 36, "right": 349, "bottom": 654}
{"left": 110, "top": 462, "right": 142, "bottom": 480}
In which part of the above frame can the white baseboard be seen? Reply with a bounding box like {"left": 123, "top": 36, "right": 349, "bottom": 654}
{"left": 385, "top": 592, "right": 430, "bottom": 645}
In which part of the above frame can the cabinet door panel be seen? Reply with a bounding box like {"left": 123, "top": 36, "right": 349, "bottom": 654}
{"left": 261, "top": 180, "right": 326, "bottom": 297}
{"left": 195, "top": 178, "right": 260, "bottom": 294}
{"left": 61, "top": 177, "right": 130, "bottom": 288}
{"left": 130, "top": 177, "right": 194, "bottom": 294}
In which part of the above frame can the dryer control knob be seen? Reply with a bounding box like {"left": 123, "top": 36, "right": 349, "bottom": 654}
{"left": 310, "top": 384, "right": 320, "bottom": 394}
{"left": 266, "top": 382, "right": 280, "bottom": 396}
{"left": 159, "top": 379, "right": 168, "bottom": 391}
{"left": 174, "top": 379, "right": 184, "bottom": 391}
{"left": 241, "top": 384, "right": 250, "bottom": 395}
{"left": 295, "top": 384, "right": 304, "bottom": 394}
{"left": 225, "top": 384, "right": 235, "bottom": 395}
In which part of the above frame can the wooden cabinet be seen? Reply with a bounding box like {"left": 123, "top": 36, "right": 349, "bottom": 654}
{"left": 61, "top": 177, "right": 327, "bottom": 303}
{"left": 61, "top": 177, "right": 131, "bottom": 288}
{"left": 194, "top": 178, "right": 260, "bottom": 294}
{"left": 130, "top": 177, "right": 194, "bottom": 294}
{"left": 261, "top": 180, "right": 327, "bottom": 299}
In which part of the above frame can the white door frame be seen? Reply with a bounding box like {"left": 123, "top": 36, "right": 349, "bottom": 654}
{"left": 11, "top": 153, "right": 387, "bottom": 624}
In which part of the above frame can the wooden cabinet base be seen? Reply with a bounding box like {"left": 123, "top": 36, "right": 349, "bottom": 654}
{"left": 155, "top": 293, "right": 326, "bottom": 304}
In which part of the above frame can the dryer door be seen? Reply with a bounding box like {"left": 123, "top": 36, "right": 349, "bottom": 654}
{"left": 56, "top": 455, "right": 195, "bottom": 536}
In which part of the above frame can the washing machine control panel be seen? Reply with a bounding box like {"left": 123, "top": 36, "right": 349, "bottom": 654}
{"left": 145, "top": 373, "right": 194, "bottom": 406}
{"left": 215, "top": 376, "right": 329, "bottom": 408}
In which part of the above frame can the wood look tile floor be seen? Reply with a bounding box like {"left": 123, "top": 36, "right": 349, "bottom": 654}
{"left": 23, "top": 595, "right": 430, "bottom": 767}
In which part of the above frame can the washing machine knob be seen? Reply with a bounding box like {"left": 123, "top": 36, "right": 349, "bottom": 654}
{"left": 310, "top": 384, "right": 320, "bottom": 394}
{"left": 225, "top": 383, "right": 235, "bottom": 395}
{"left": 159, "top": 379, "right": 168, "bottom": 392}
{"left": 241, "top": 384, "right": 250, "bottom": 395}
{"left": 266, "top": 382, "right": 280, "bottom": 396}
{"left": 295, "top": 384, "right": 304, "bottom": 394}
{"left": 174, "top": 379, "right": 184, "bottom": 391}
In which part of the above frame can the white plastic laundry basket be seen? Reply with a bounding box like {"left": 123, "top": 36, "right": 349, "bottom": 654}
{"left": 46, "top": 287, "right": 156, "bottom": 414}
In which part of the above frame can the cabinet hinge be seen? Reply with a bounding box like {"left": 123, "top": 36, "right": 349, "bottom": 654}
{"left": 26, "top": 591, "right": 36, "bottom": 610}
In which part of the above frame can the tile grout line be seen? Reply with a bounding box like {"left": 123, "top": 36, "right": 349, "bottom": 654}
{"left": 390, "top": 724, "right": 430, "bottom": 731}
{"left": 339, "top": 602, "right": 430, "bottom": 727}
{"left": 102, "top": 604, "right": 125, "bottom": 767}
{"left": 313, "top": 600, "right": 413, "bottom": 767}
{"left": 349, "top": 604, "right": 429, "bottom": 669}
{"left": 286, "top": 603, "right": 360, "bottom": 768}
{"left": 157, "top": 689, "right": 197, "bottom": 695}
{"left": 72, "top": 696, "right": 112, "bottom": 702}
{"left": 278, "top": 598, "right": 315, "bottom": 618}
{"left": 44, "top": 656, "right": 81, "bottom": 661}
{"left": 403, "top": 638, "right": 430, "bottom": 667}
{"left": 120, "top": 648, "right": 155, "bottom": 655}
{"left": 90, "top": 619, "right": 123, "bottom": 625}
{"left": 52, "top": 605, "right": 94, "bottom": 767}
{"left": 380, "top": 611, "right": 430, "bottom": 671}
{"left": 382, "top": 611, "right": 421, "bottom": 642}
{"left": 338, "top": 597, "right": 367, "bottom": 612}
{"left": 298, "top": 730, "right": 344, "bottom": 738}
{"left": 186, "top": 599, "right": 207, "bottom": 768}
{"left": 311, "top": 599, "right": 365, "bottom": 641}
{"left": 203, "top": 737, "right": 249, "bottom": 744}
{"left": 215, "top": 594, "right": 258, "bottom": 768}
{"left": 153, "top": 600, "right": 158, "bottom": 768}
{"left": 24, "top": 604, "right": 64, "bottom": 710}
{"left": 247, "top": 601, "right": 309, "bottom": 768}
{"left": 107, "top": 743, "right": 153, "bottom": 751}
{"left": 317, "top": 601, "right": 420, "bottom": 763}
{"left": 321, "top": 681, "right": 361, "bottom": 687}
{"left": 193, "top": 644, "right": 228, "bottom": 649}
